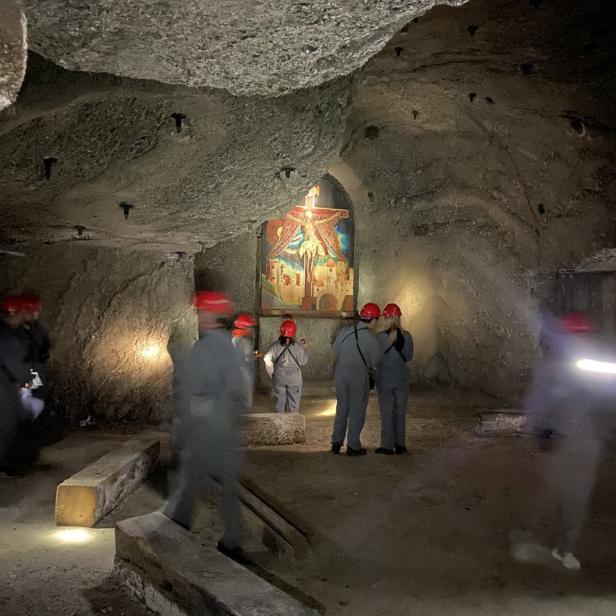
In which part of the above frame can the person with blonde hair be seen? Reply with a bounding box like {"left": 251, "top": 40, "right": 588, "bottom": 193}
{"left": 375, "top": 303, "right": 414, "bottom": 455}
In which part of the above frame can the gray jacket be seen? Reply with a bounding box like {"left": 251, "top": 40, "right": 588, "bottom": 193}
{"left": 264, "top": 340, "right": 308, "bottom": 384}
{"left": 174, "top": 328, "right": 247, "bottom": 431}
{"left": 332, "top": 323, "right": 383, "bottom": 376}
{"left": 376, "top": 329, "right": 413, "bottom": 388}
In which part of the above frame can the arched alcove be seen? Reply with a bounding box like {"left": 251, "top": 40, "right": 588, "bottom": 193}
{"left": 257, "top": 174, "right": 356, "bottom": 318}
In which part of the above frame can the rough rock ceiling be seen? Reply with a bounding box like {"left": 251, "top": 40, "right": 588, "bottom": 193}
{"left": 0, "top": 0, "right": 27, "bottom": 110}
{"left": 24, "top": 0, "right": 467, "bottom": 96}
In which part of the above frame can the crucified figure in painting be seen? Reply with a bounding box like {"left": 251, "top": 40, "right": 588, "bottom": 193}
{"left": 266, "top": 187, "right": 349, "bottom": 309}
{"left": 287, "top": 212, "right": 346, "bottom": 299}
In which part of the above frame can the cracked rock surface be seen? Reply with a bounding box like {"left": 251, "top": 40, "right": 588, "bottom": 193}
{"left": 0, "top": 0, "right": 27, "bottom": 110}
{"left": 25, "top": 0, "right": 467, "bottom": 96}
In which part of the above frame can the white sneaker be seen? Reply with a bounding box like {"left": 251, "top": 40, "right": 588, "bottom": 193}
{"left": 552, "top": 548, "right": 581, "bottom": 570}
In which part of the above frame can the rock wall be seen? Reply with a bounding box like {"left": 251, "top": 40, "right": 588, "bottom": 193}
{"left": 199, "top": 0, "right": 616, "bottom": 403}
{"left": 0, "top": 245, "right": 195, "bottom": 423}
{"left": 0, "top": 0, "right": 27, "bottom": 110}
{"left": 341, "top": 0, "right": 616, "bottom": 401}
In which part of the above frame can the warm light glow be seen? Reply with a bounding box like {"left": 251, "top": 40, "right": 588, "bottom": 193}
{"left": 318, "top": 403, "right": 337, "bottom": 417}
{"left": 52, "top": 528, "right": 93, "bottom": 544}
{"left": 575, "top": 358, "right": 616, "bottom": 375}
{"left": 140, "top": 343, "right": 162, "bottom": 360}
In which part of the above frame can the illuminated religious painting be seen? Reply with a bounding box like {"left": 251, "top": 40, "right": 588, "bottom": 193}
{"left": 259, "top": 175, "right": 355, "bottom": 316}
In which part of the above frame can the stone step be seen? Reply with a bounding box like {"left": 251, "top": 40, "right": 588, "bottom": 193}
{"left": 55, "top": 438, "right": 160, "bottom": 527}
{"left": 115, "top": 512, "right": 319, "bottom": 616}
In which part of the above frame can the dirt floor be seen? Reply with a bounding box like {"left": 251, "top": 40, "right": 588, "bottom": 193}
{"left": 2, "top": 387, "right": 616, "bottom": 615}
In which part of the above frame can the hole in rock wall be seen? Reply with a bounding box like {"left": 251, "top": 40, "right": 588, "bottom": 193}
{"left": 365, "top": 125, "right": 380, "bottom": 139}
{"left": 519, "top": 63, "right": 537, "bottom": 75}
{"left": 467, "top": 25, "right": 479, "bottom": 36}
{"left": 42, "top": 157, "right": 58, "bottom": 180}
{"left": 170, "top": 112, "right": 187, "bottom": 133}
{"left": 119, "top": 202, "right": 135, "bottom": 220}
{"left": 395, "top": 46, "right": 404, "bottom": 57}
{"left": 570, "top": 118, "right": 586, "bottom": 135}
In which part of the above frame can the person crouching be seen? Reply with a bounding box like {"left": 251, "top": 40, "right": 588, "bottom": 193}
{"left": 263, "top": 320, "right": 308, "bottom": 413}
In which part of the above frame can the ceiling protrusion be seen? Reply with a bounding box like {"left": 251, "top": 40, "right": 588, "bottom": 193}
{"left": 43, "top": 157, "right": 58, "bottom": 180}
{"left": 119, "top": 202, "right": 135, "bottom": 220}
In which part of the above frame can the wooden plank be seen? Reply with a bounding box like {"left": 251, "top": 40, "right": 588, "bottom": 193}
{"left": 55, "top": 438, "right": 160, "bottom": 527}
{"left": 238, "top": 482, "right": 311, "bottom": 560}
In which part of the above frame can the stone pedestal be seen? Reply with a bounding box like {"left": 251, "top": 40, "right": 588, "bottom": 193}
{"left": 239, "top": 412, "right": 305, "bottom": 446}
{"left": 475, "top": 411, "right": 529, "bottom": 436}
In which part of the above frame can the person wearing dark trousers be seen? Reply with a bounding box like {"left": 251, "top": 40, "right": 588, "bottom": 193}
{"left": 0, "top": 295, "right": 35, "bottom": 475}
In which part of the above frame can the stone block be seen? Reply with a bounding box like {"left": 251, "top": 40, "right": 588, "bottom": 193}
{"left": 239, "top": 412, "right": 305, "bottom": 446}
{"left": 475, "top": 410, "right": 530, "bottom": 436}
{"left": 115, "top": 512, "right": 319, "bottom": 616}
{"left": 55, "top": 438, "right": 160, "bottom": 527}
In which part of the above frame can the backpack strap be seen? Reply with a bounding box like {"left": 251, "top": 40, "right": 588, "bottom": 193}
{"left": 353, "top": 325, "right": 371, "bottom": 376}
{"left": 274, "top": 345, "right": 300, "bottom": 368}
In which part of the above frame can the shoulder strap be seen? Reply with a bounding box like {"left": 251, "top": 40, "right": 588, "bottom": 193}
{"left": 274, "top": 345, "right": 300, "bottom": 368}
{"left": 353, "top": 326, "right": 371, "bottom": 375}
{"left": 274, "top": 346, "right": 288, "bottom": 366}
{"left": 384, "top": 330, "right": 407, "bottom": 361}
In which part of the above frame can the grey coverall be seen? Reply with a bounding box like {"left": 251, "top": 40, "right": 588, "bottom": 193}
{"left": 0, "top": 323, "right": 32, "bottom": 466}
{"left": 525, "top": 334, "right": 616, "bottom": 554}
{"left": 164, "top": 327, "right": 247, "bottom": 548}
{"left": 375, "top": 329, "right": 414, "bottom": 450}
{"left": 232, "top": 335, "right": 256, "bottom": 409}
{"left": 263, "top": 340, "right": 308, "bottom": 413}
{"left": 331, "top": 323, "right": 383, "bottom": 449}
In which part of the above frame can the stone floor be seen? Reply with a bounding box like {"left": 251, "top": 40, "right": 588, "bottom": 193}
{"left": 2, "top": 388, "right": 616, "bottom": 615}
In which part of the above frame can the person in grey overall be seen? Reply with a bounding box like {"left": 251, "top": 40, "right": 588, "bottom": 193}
{"left": 375, "top": 303, "right": 414, "bottom": 455}
{"left": 331, "top": 302, "right": 383, "bottom": 456}
{"left": 231, "top": 313, "right": 258, "bottom": 409}
{"left": 514, "top": 312, "right": 616, "bottom": 571}
{"left": 164, "top": 291, "right": 247, "bottom": 555}
{"left": 263, "top": 319, "right": 308, "bottom": 412}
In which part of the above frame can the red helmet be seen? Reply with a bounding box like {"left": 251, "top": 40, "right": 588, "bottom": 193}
{"left": 280, "top": 320, "right": 297, "bottom": 338}
{"left": 1, "top": 295, "right": 24, "bottom": 315}
{"left": 559, "top": 312, "right": 593, "bottom": 333}
{"left": 234, "top": 313, "right": 257, "bottom": 329}
{"left": 193, "top": 291, "right": 234, "bottom": 314}
{"left": 359, "top": 302, "right": 381, "bottom": 320}
{"left": 20, "top": 292, "right": 42, "bottom": 312}
{"left": 383, "top": 303, "right": 402, "bottom": 318}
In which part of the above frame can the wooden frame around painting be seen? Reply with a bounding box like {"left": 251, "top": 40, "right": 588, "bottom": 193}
{"left": 257, "top": 175, "right": 356, "bottom": 318}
